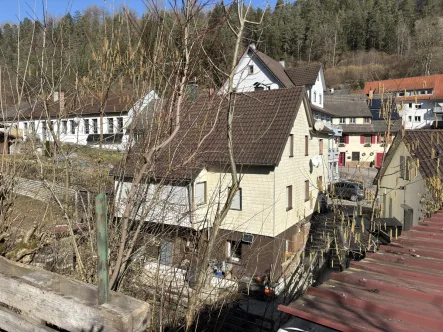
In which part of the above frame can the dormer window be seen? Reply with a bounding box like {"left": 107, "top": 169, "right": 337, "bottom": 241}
{"left": 248, "top": 65, "right": 254, "bottom": 74}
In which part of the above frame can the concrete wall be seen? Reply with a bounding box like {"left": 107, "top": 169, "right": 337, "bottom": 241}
{"left": 379, "top": 141, "right": 427, "bottom": 226}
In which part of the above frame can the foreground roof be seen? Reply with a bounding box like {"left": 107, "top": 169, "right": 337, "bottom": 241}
{"left": 279, "top": 210, "right": 443, "bottom": 331}
{"left": 122, "top": 87, "right": 310, "bottom": 180}
{"left": 364, "top": 74, "right": 443, "bottom": 100}
{"left": 324, "top": 94, "right": 371, "bottom": 118}
{"left": 284, "top": 63, "right": 322, "bottom": 87}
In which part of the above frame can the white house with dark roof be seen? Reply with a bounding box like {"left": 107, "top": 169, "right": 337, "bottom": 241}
{"left": 4, "top": 91, "right": 158, "bottom": 151}
{"left": 220, "top": 44, "right": 341, "bottom": 182}
{"left": 115, "top": 87, "right": 332, "bottom": 281}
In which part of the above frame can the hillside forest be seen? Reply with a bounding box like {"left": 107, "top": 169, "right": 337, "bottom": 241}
{"left": 0, "top": 0, "right": 442, "bottom": 100}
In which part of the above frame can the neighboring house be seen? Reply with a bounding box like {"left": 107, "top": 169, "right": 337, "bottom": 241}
{"left": 116, "top": 87, "right": 332, "bottom": 280}
{"left": 220, "top": 44, "right": 340, "bottom": 182}
{"left": 374, "top": 129, "right": 443, "bottom": 228}
{"left": 364, "top": 75, "right": 443, "bottom": 129}
{"left": 326, "top": 94, "right": 402, "bottom": 167}
{"left": 3, "top": 91, "right": 158, "bottom": 151}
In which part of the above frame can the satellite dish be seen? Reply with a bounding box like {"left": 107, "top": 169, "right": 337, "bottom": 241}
{"left": 314, "top": 120, "right": 325, "bottom": 132}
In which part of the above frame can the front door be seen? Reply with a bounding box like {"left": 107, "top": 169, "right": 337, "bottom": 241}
{"left": 338, "top": 152, "right": 346, "bottom": 166}
{"left": 376, "top": 152, "right": 385, "bottom": 168}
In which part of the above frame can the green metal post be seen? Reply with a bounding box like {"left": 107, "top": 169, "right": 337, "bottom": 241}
{"left": 95, "top": 193, "right": 109, "bottom": 304}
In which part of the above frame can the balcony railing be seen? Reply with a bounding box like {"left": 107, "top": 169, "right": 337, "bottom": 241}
{"left": 433, "top": 107, "right": 443, "bottom": 113}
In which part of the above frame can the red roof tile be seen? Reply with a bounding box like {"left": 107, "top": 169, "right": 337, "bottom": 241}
{"left": 279, "top": 210, "right": 443, "bottom": 332}
{"left": 364, "top": 74, "right": 443, "bottom": 100}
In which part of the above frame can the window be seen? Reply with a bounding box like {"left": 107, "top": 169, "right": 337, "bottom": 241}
{"left": 350, "top": 118, "right": 356, "bottom": 124}
{"left": 415, "top": 104, "right": 422, "bottom": 109}
{"left": 408, "top": 103, "right": 413, "bottom": 108}
{"left": 364, "top": 135, "right": 371, "bottom": 143}
{"left": 286, "top": 185, "right": 292, "bottom": 211}
{"left": 400, "top": 156, "right": 412, "bottom": 180}
{"left": 304, "top": 181, "right": 309, "bottom": 202}
{"left": 30, "top": 121, "right": 35, "bottom": 133}
{"left": 108, "top": 118, "right": 114, "bottom": 134}
{"left": 339, "top": 118, "right": 346, "bottom": 124}
{"left": 61, "top": 120, "right": 67, "bottom": 134}
{"left": 69, "top": 120, "right": 75, "bottom": 134}
{"left": 92, "top": 119, "right": 98, "bottom": 134}
{"left": 248, "top": 65, "right": 254, "bottom": 74}
{"left": 319, "top": 139, "right": 323, "bottom": 155}
{"left": 117, "top": 117, "right": 123, "bottom": 133}
{"left": 230, "top": 188, "right": 242, "bottom": 210}
{"left": 159, "top": 241, "right": 173, "bottom": 265}
{"left": 313, "top": 91, "right": 317, "bottom": 103}
{"left": 42, "top": 122, "right": 47, "bottom": 141}
{"left": 398, "top": 91, "right": 405, "bottom": 97}
{"left": 289, "top": 134, "right": 294, "bottom": 157}
{"left": 23, "top": 122, "right": 28, "bottom": 133}
{"left": 400, "top": 156, "right": 405, "bottom": 179}
{"left": 227, "top": 240, "right": 242, "bottom": 261}
{"left": 84, "top": 119, "right": 90, "bottom": 134}
{"left": 352, "top": 152, "right": 360, "bottom": 161}
{"left": 195, "top": 182, "right": 207, "bottom": 206}
{"left": 408, "top": 116, "right": 412, "bottom": 122}
{"left": 305, "top": 135, "right": 309, "bottom": 156}
{"left": 339, "top": 136, "right": 346, "bottom": 144}
{"left": 364, "top": 118, "right": 370, "bottom": 124}
{"left": 414, "top": 116, "right": 421, "bottom": 122}
{"left": 319, "top": 93, "right": 322, "bottom": 104}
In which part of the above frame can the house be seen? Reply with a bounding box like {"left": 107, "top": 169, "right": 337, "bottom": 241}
{"left": 325, "top": 94, "right": 402, "bottom": 167}
{"left": 364, "top": 74, "right": 443, "bottom": 129}
{"left": 277, "top": 209, "right": 443, "bottom": 331}
{"left": 374, "top": 129, "right": 443, "bottom": 228}
{"left": 115, "top": 87, "right": 332, "bottom": 280}
{"left": 2, "top": 90, "right": 158, "bottom": 151}
{"left": 220, "top": 44, "right": 340, "bottom": 182}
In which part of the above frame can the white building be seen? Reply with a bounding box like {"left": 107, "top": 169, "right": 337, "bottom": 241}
{"left": 220, "top": 44, "right": 341, "bottom": 182}
{"left": 364, "top": 75, "right": 443, "bottom": 130}
{"left": 5, "top": 90, "right": 158, "bottom": 151}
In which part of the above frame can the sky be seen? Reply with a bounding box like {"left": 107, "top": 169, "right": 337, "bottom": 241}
{"left": 0, "top": 0, "right": 274, "bottom": 24}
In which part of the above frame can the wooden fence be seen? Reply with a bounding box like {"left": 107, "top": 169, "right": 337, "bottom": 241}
{"left": 0, "top": 256, "right": 149, "bottom": 331}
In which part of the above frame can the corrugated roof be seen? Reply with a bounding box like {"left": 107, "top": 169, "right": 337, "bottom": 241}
{"left": 364, "top": 75, "right": 443, "bottom": 100}
{"left": 278, "top": 210, "right": 443, "bottom": 332}
{"left": 324, "top": 94, "right": 371, "bottom": 118}
{"left": 285, "top": 63, "right": 322, "bottom": 86}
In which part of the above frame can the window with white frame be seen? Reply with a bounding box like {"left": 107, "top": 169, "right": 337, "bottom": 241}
{"left": 408, "top": 116, "right": 412, "bottom": 122}
{"left": 69, "top": 120, "right": 75, "bottom": 134}
{"left": 62, "top": 120, "right": 67, "bottom": 134}
{"left": 92, "top": 119, "right": 98, "bottom": 134}
{"left": 30, "top": 121, "right": 35, "bottom": 133}
{"left": 339, "top": 118, "right": 346, "bottom": 124}
{"left": 350, "top": 118, "right": 356, "bottom": 124}
{"left": 415, "top": 116, "right": 421, "bottom": 122}
{"left": 194, "top": 182, "right": 207, "bottom": 206}
{"left": 248, "top": 65, "right": 254, "bottom": 74}
{"left": 230, "top": 188, "right": 242, "bottom": 210}
{"left": 319, "top": 93, "right": 322, "bottom": 104}
{"left": 286, "top": 185, "right": 292, "bottom": 211}
{"left": 415, "top": 104, "right": 422, "bottom": 109}
{"left": 117, "top": 117, "right": 124, "bottom": 133}
{"left": 23, "top": 122, "right": 28, "bottom": 133}
{"left": 84, "top": 119, "right": 90, "bottom": 134}
{"left": 108, "top": 118, "right": 114, "bottom": 134}
{"left": 226, "top": 240, "right": 242, "bottom": 261}
{"left": 313, "top": 91, "right": 317, "bottom": 103}
{"left": 364, "top": 118, "right": 371, "bottom": 124}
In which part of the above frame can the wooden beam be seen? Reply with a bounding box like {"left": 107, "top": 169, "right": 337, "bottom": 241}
{"left": 0, "top": 306, "right": 55, "bottom": 332}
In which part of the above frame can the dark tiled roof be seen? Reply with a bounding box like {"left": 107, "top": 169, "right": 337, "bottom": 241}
{"left": 122, "top": 87, "right": 308, "bottom": 180}
{"left": 284, "top": 63, "right": 322, "bottom": 86}
{"left": 324, "top": 94, "right": 371, "bottom": 117}
{"left": 310, "top": 103, "right": 335, "bottom": 117}
{"left": 250, "top": 48, "right": 294, "bottom": 88}
{"left": 340, "top": 120, "right": 402, "bottom": 134}
{"left": 278, "top": 210, "right": 443, "bottom": 332}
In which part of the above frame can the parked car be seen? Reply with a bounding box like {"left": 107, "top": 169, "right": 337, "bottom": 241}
{"left": 328, "top": 181, "right": 365, "bottom": 201}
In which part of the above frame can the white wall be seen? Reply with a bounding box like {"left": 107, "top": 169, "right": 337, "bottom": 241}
{"left": 309, "top": 68, "right": 326, "bottom": 109}
{"left": 398, "top": 99, "right": 443, "bottom": 129}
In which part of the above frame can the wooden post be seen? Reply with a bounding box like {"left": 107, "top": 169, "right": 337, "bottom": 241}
{"left": 95, "top": 193, "right": 109, "bottom": 304}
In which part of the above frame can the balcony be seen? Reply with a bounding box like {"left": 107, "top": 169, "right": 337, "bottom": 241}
{"left": 433, "top": 107, "right": 443, "bottom": 113}
{"left": 328, "top": 148, "right": 340, "bottom": 162}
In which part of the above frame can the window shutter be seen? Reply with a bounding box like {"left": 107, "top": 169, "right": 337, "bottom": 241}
{"left": 360, "top": 136, "right": 365, "bottom": 144}
{"left": 231, "top": 188, "right": 242, "bottom": 210}
{"left": 371, "top": 135, "right": 376, "bottom": 144}
{"left": 195, "top": 182, "right": 206, "bottom": 205}
{"left": 345, "top": 135, "right": 349, "bottom": 144}
{"left": 400, "top": 156, "right": 405, "bottom": 179}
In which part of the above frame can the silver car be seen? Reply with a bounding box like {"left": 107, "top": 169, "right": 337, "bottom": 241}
{"left": 329, "top": 181, "right": 365, "bottom": 201}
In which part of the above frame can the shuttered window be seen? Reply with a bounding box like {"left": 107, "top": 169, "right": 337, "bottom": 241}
{"left": 400, "top": 156, "right": 405, "bottom": 179}
{"left": 305, "top": 135, "right": 309, "bottom": 156}
{"left": 305, "top": 180, "right": 309, "bottom": 202}
{"left": 319, "top": 139, "right": 323, "bottom": 155}
{"left": 289, "top": 134, "right": 294, "bottom": 157}
{"left": 231, "top": 188, "right": 242, "bottom": 210}
{"left": 195, "top": 182, "right": 207, "bottom": 206}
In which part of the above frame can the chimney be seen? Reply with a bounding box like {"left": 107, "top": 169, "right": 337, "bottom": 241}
{"left": 249, "top": 43, "right": 256, "bottom": 50}
{"left": 279, "top": 58, "right": 285, "bottom": 67}
{"left": 53, "top": 91, "right": 59, "bottom": 102}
